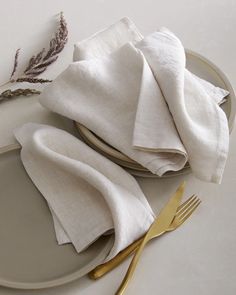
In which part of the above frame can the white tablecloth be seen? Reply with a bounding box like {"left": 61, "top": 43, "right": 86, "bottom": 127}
{"left": 0, "top": 0, "right": 236, "bottom": 294}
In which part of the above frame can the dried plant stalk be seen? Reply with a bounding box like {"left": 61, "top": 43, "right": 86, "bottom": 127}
{"left": 22, "top": 12, "right": 68, "bottom": 79}
{"left": 0, "top": 88, "right": 41, "bottom": 102}
{"left": 0, "top": 12, "right": 68, "bottom": 88}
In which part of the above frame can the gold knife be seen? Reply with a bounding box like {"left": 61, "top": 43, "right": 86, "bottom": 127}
{"left": 115, "top": 181, "right": 185, "bottom": 295}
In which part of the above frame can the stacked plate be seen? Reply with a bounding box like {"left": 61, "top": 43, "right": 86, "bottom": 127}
{"left": 75, "top": 50, "right": 236, "bottom": 178}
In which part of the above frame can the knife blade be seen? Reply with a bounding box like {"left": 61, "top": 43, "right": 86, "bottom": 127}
{"left": 146, "top": 180, "right": 186, "bottom": 239}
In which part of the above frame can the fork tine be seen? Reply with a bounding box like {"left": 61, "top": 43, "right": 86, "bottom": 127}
{"left": 176, "top": 194, "right": 197, "bottom": 216}
{"left": 176, "top": 194, "right": 196, "bottom": 212}
{"left": 178, "top": 199, "right": 201, "bottom": 223}
{"left": 178, "top": 197, "right": 200, "bottom": 218}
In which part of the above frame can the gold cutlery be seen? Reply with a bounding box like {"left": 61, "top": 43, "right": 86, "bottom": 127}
{"left": 89, "top": 194, "right": 200, "bottom": 280}
{"left": 115, "top": 184, "right": 201, "bottom": 295}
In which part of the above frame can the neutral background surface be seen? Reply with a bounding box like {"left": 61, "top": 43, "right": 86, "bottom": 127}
{"left": 0, "top": 0, "right": 236, "bottom": 294}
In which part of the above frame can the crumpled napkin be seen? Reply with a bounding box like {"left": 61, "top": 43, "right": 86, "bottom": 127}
{"left": 39, "top": 18, "right": 229, "bottom": 183}
{"left": 14, "top": 123, "right": 154, "bottom": 261}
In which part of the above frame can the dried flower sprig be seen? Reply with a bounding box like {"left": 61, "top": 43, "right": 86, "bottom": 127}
{"left": 0, "top": 88, "right": 41, "bottom": 102}
{"left": 22, "top": 12, "right": 68, "bottom": 78}
{"left": 0, "top": 12, "right": 68, "bottom": 88}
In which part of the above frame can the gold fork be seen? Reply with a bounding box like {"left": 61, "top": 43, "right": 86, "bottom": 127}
{"left": 89, "top": 195, "right": 200, "bottom": 280}
{"left": 115, "top": 195, "right": 201, "bottom": 294}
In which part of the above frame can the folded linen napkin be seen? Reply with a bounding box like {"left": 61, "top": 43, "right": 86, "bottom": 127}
{"left": 14, "top": 123, "right": 155, "bottom": 261}
{"left": 39, "top": 18, "right": 229, "bottom": 183}
{"left": 41, "top": 42, "right": 188, "bottom": 175}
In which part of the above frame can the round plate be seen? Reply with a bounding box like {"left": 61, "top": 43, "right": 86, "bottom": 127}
{"left": 75, "top": 49, "right": 236, "bottom": 177}
{"left": 0, "top": 149, "right": 113, "bottom": 289}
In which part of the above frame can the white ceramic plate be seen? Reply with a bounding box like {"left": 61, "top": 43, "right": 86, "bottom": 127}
{"left": 0, "top": 149, "right": 114, "bottom": 289}
{"left": 75, "top": 49, "right": 236, "bottom": 177}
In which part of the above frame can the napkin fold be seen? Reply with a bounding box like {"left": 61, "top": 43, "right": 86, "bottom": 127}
{"left": 14, "top": 123, "right": 154, "bottom": 261}
{"left": 39, "top": 18, "right": 229, "bottom": 183}
{"left": 136, "top": 29, "right": 229, "bottom": 183}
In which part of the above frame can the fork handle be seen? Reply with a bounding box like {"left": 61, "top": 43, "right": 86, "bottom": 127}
{"left": 115, "top": 235, "right": 150, "bottom": 295}
{"left": 88, "top": 237, "right": 143, "bottom": 279}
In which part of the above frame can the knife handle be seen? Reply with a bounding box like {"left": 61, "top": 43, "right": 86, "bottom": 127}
{"left": 88, "top": 236, "right": 143, "bottom": 280}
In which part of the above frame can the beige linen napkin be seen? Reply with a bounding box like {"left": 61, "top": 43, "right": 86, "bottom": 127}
{"left": 14, "top": 123, "right": 154, "bottom": 261}
{"left": 40, "top": 42, "right": 188, "bottom": 175}
{"left": 39, "top": 18, "right": 229, "bottom": 183}
{"left": 40, "top": 17, "right": 188, "bottom": 176}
